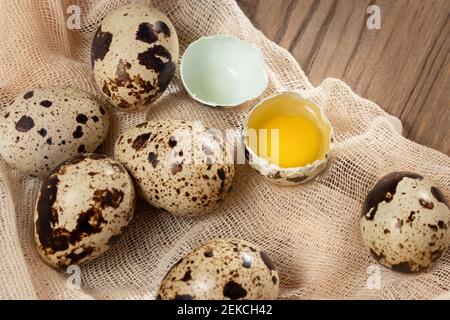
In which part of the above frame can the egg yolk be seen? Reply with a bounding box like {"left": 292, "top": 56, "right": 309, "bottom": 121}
{"left": 253, "top": 114, "right": 323, "bottom": 168}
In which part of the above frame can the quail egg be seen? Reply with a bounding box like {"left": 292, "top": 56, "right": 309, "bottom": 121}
{"left": 91, "top": 4, "right": 179, "bottom": 111}
{"left": 157, "top": 239, "right": 279, "bottom": 300}
{"left": 114, "top": 120, "right": 234, "bottom": 216}
{"left": 361, "top": 171, "right": 450, "bottom": 273}
{"left": 0, "top": 87, "right": 110, "bottom": 177}
{"left": 244, "top": 92, "right": 333, "bottom": 186}
{"left": 34, "top": 153, "right": 135, "bottom": 269}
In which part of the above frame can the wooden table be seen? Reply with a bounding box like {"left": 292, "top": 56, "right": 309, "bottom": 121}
{"left": 237, "top": 0, "right": 449, "bottom": 155}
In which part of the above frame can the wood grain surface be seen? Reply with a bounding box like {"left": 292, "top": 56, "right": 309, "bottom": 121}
{"left": 237, "top": 0, "right": 450, "bottom": 155}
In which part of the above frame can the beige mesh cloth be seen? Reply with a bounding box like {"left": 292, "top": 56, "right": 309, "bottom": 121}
{"left": 0, "top": 0, "right": 449, "bottom": 300}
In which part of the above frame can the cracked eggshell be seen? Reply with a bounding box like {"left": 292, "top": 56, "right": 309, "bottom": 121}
{"left": 180, "top": 35, "right": 268, "bottom": 107}
{"left": 157, "top": 239, "right": 279, "bottom": 300}
{"left": 361, "top": 171, "right": 450, "bottom": 273}
{"left": 0, "top": 87, "right": 110, "bottom": 177}
{"left": 114, "top": 120, "right": 234, "bottom": 216}
{"left": 34, "top": 153, "right": 135, "bottom": 269}
{"left": 91, "top": 4, "right": 179, "bottom": 111}
{"left": 243, "top": 92, "right": 333, "bottom": 186}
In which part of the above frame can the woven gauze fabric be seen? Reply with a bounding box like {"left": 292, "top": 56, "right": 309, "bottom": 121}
{"left": 0, "top": 0, "right": 449, "bottom": 300}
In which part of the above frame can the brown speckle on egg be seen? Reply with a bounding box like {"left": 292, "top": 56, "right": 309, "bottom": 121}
{"left": 217, "top": 168, "right": 226, "bottom": 180}
{"left": 286, "top": 175, "right": 308, "bottom": 183}
{"left": 40, "top": 100, "right": 52, "bottom": 108}
{"left": 136, "top": 122, "right": 148, "bottom": 128}
{"left": 223, "top": 281, "right": 247, "bottom": 300}
{"left": 66, "top": 246, "right": 95, "bottom": 265}
{"left": 154, "top": 21, "right": 171, "bottom": 37}
{"left": 148, "top": 152, "right": 159, "bottom": 168}
{"left": 102, "top": 83, "right": 112, "bottom": 97}
{"left": 37, "top": 128, "right": 47, "bottom": 137}
{"left": 132, "top": 132, "right": 151, "bottom": 151}
{"left": 137, "top": 45, "right": 172, "bottom": 74}
{"left": 204, "top": 249, "right": 214, "bottom": 257}
{"left": 171, "top": 162, "right": 183, "bottom": 175}
{"left": 24, "top": 91, "right": 34, "bottom": 99}
{"left": 76, "top": 114, "right": 88, "bottom": 124}
{"left": 181, "top": 270, "right": 192, "bottom": 282}
{"left": 431, "top": 186, "right": 449, "bottom": 207}
{"left": 118, "top": 99, "right": 131, "bottom": 109}
{"left": 91, "top": 26, "right": 113, "bottom": 68}
{"left": 15, "top": 115, "right": 35, "bottom": 132}
{"left": 419, "top": 198, "right": 434, "bottom": 209}
{"left": 93, "top": 188, "right": 124, "bottom": 209}
{"left": 107, "top": 234, "right": 122, "bottom": 246}
{"left": 72, "top": 126, "right": 84, "bottom": 139}
{"left": 260, "top": 251, "right": 275, "bottom": 270}
{"left": 168, "top": 136, "right": 177, "bottom": 148}
{"left": 115, "top": 59, "right": 132, "bottom": 86}
{"left": 136, "top": 22, "right": 158, "bottom": 44}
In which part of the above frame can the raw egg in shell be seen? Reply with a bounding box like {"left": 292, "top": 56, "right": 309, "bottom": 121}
{"left": 243, "top": 92, "right": 333, "bottom": 186}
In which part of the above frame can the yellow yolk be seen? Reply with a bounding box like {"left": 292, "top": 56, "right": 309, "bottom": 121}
{"left": 255, "top": 114, "right": 323, "bottom": 168}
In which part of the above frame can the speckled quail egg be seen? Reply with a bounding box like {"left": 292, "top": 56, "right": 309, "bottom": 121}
{"left": 34, "top": 153, "right": 135, "bottom": 269}
{"left": 361, "top": 171, "right": 450, "bottom": 273}
{"left": 114, "top": 120, "right": 234, "bottom": 216}
{"left": 0, "top": 87, "right": 109, "bottom": 177}
{"left": 157, "top": 239, "right": 279, "bottom": 300}
{"left": 91, "top": 4, "right": 179, "bottom": 111}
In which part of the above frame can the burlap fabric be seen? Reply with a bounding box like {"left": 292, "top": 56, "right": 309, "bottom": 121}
{"left": 0, "top": 0, "right": 449, "bottom": 300}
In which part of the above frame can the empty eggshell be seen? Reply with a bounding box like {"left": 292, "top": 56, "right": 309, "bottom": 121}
{"left": 34, "top": 153, "right": 135, "bottom": 269}
{"left": 361, "top": 171, "right": 450, "bottom": 273}
{"left": 91, "top": 4, "right": 179, "bottom": 111}
{"left": 157, "top": 239, "right": 279, "bottom": 300}
{"left": 114, "top": 120, "right": 234, "bottom": 216}
{"left": 181, "top": 35, "right": 268, "bottom": 107}
{"left": 0, "top": 87, "right": 109, "bottom": 177}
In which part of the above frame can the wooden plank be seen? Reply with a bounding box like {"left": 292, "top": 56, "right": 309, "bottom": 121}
{"left": 237, "top": 0, "right": 450, "bottom": 155}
